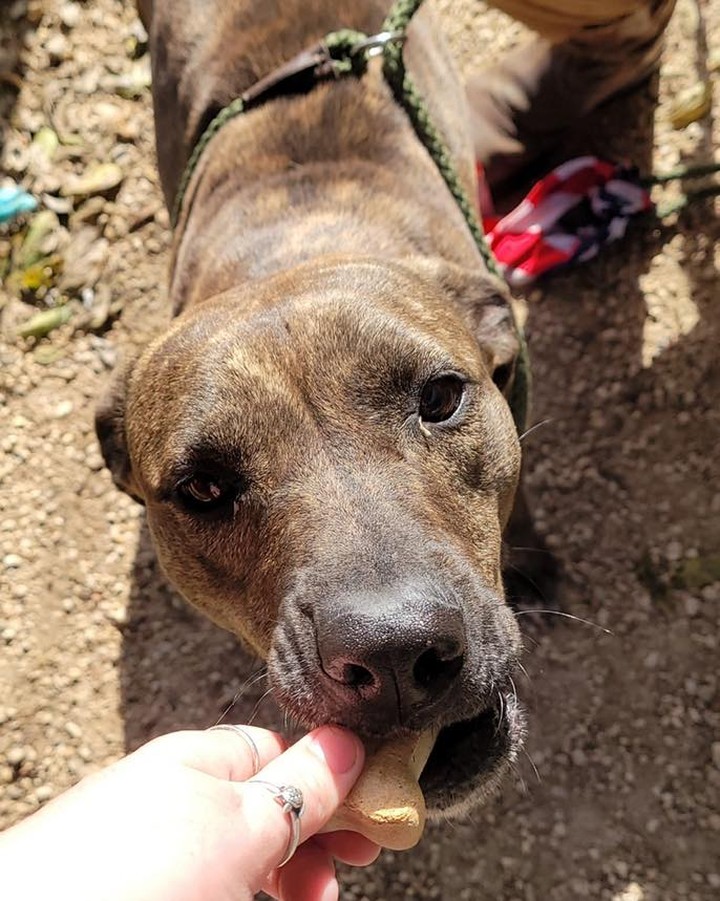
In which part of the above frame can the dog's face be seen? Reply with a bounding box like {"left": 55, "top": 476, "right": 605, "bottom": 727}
{"left": 97, "top": 257, "right": 524, "bottom": 814}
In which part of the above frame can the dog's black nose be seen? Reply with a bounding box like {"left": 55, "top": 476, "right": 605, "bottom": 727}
{"left": 314, "top": 585, "right": 466, "bottom": 730}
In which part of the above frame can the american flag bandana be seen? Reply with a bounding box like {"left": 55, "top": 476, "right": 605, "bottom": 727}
{"left": 479, "top": 156, "right": 653, "bottom": 286}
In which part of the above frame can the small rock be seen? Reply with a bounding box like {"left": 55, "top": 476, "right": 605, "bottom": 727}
{"left": 6, "top": 747, "right": 26, "bottom": 767}
{"left": 34, "top": 346, "right": 66, "bottom": 366}
{"left": 65, "top": 721, "right": 82, "bottom": 739}
{"left": 35, "top": 785, "right": 54, "bottom": 802}
{"left": 70, "top": 196, "right": 106, "bottom": 228}
{"left": 59, "top": 229, "right": 110, "bottom": 293}
{"left": 95, "top": 342, "right": 117, "bottom": 370}
{"left": 667, "top": 541, "right": 683, "bottom": 562}
{"left": 126, "top": 18, "right": 149, "bottom": 57}
{"left": 46, "top": 33, "right": 68, "bottom": 64}
{"left": 61, "top": 164, "right": 124, "bottom": 199}
{"left": 28, "top": 127, "right": 60, "bottom": 177}
{"left": 3, "top": 554, "right": 22, "bottom": 569}
{"left": 40, "top": 193, "right": 73, "bottom": 215}
{"left": 103, "top": 58, "right": 151, "bottom": 99}
{"left": 59, "top": 1, "right": 81, "bottom": 28}
{"left": 667, "top": 81, "right": 712, "bottom": 129}
{"left": 613, "top": 883, "right": 644, "bottom": 901}
{"left": 84, "top": 445, "right": 104, "bottom": 470}
{"left": 615, "top": 860, "right": 629, "bottom": 879}
{"left": 107, "top": 607, "right": 128, "bottom": 626}
{"left": 571, "top": 748, "right": 587, "bottom": 767}
{"left": 53, "top": 400, "right": 74, "bottom": 419}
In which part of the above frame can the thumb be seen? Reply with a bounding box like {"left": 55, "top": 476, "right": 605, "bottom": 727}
{"left": 236, "top": 726, "right": 365, "bottom": 885}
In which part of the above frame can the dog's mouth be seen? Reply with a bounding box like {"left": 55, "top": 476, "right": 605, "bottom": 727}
{"left": 269, "top": 676, "right": 523, "bottom": 817}
{"left": 419, "top": 688, "right": 525, "bottom": 816}
{"left": 268, "top": 622, "right": 524, "bottom": 816}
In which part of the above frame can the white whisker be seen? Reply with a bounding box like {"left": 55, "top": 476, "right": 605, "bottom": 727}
{"left": 509, "top": 676, "right": 518, "bottom": 707}
{"left": 514, "top": 609, "right": 613, "bottom": 635}
{"left": 517, "top": 661, "right": 532, "bottom": 686}
{"left": 213, "top": 666, "right": 268, "bottom": 726}
{"left": 518, "top": 418, "right": 553, "bottom": 444}
{"left": 247, "top": 687, "right": 274, "bottom": 726}
{"left": 522, "top": 747, "right": 542, "bottom": 784}
{"left": 510, "top": 760, "right": 529, "bottom": 796}
{"left": 493, "top": 691, "right": 506, "bottom": 739}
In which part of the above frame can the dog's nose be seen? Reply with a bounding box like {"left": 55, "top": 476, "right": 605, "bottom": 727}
{"left": 314, "top": 586, "right": 466, "bottom": 728}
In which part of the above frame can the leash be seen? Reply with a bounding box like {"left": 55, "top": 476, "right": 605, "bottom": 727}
{"left": 641, "top": 161, "right": 720, "bottom": 217}
{"left": 171, "top": 0, "right": 530, "bottom": 432}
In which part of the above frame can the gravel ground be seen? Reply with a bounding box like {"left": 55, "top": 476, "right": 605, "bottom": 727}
{"left": 1, "top": 1, "right": 719, "bottom": 899}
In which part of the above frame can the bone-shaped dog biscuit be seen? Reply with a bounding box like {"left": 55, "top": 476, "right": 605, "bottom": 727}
{"left": 326, "top": 729, "right": 437, "bottom": 850}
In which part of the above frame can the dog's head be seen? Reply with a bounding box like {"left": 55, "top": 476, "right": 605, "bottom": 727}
{"left": 97, "top": 257, "right": 524, "bottom": 815}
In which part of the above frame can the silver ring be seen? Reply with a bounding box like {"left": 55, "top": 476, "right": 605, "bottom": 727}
{"left": 207, "top": 724, "right": 261, "bottom": 775}
{"left": 247, "top": 780, "right": 304, "bottom": 867}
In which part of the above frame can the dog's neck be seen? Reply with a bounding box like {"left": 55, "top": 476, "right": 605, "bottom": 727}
{"left": 151, "top": 0, "right": 389, "bottom": 207}
{"left": 149, "top": 0, "right": 479, "bottom": 313}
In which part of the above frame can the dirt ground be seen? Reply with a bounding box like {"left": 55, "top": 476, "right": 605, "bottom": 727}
{"left": 1, "top": 0, "right": 719, "bottom": 898}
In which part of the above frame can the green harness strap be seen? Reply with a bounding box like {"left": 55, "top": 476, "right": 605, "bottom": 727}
{"left": 381, "top": 0, "right": 496, "bottom": 276}
{"left": 171, "top": 0, "right": 531, "bottom": 434}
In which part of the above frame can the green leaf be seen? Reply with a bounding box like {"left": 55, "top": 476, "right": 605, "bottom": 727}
{"left": 17, "top": 305, "right": 72, "bottom": 339}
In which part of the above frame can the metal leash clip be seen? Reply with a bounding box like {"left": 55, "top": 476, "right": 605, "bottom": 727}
{"left": 350, "top": 30, "right": 407, "bottom": 59}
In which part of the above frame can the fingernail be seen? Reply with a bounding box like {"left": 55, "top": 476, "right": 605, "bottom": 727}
{"left": 309, "top": 726, "right": 362, "bottom": 775}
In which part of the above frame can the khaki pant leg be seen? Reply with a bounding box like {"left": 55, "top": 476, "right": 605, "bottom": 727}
{"left": 467, "top": 1, "right": 676, "bottom": 183}
{"left": 487, "top": 0, "right": 675, "bottom": 56}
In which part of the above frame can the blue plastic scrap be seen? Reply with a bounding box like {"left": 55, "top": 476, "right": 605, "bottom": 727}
{"left": 0, "top": 184, "right": 38, "bottom": 223}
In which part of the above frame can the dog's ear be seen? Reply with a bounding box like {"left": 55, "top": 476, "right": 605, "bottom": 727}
{"left": 95, "top": 357, "right": 144, "bottom": 504}
{"left": 413, "top": 257, "right": 521, "bottom": 395}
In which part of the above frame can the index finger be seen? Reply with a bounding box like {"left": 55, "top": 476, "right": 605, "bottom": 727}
{"left": 131, "top": 724, "right": 287, "bottom": 781}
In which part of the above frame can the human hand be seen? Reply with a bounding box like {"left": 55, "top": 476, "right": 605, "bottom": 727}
{"left": 0, "top": 724, "right": 381, "bottom": 901}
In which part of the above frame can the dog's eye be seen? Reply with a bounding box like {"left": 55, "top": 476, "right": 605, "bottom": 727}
{"left": 419, "top": 374, "right": 465, "bottom": 423}
{"left": 176, "top": 473, "right": 240, "bottom": 512}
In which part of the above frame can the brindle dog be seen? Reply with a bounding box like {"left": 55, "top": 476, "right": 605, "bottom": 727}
{"left": 97, "top": 0, "right": 534, "bottom": 816}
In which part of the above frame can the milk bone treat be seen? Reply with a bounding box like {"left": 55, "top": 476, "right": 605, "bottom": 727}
{"left": 326, "top": 729, "right": 437, "bottom": 850}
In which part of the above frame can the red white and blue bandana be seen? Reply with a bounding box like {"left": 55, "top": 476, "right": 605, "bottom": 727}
{"left": 479, "top": 156, "right": 653, "bottom": 286}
